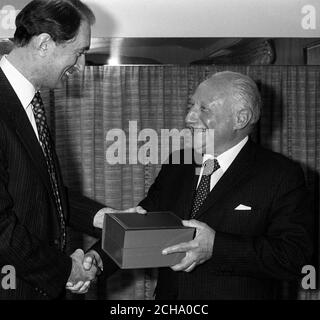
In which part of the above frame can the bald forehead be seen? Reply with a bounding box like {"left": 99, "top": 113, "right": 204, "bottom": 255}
{"left": 193, "top": 74, "right": 232, "bottom": 103}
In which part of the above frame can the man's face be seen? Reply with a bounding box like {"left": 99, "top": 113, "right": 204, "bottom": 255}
{"left": 44, "top": 20, "right": 91, "bottom": 88}
{"left": 185, "top": 78, "right": 235, "bottom": 155}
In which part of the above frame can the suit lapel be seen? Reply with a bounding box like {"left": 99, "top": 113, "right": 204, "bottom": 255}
{"left": 192, "top": 140, "right": 256, "bottom": 220}
{"left": 0, "top": 69, "right": 55, "bottom": 202}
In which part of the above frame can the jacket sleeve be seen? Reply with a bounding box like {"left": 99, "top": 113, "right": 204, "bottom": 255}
{"left": 66, "top": 193, "right": 120, "bottom": 277}
{"left": 90, "top": 241, "right": 119, "bottom": 277}
{"left": 66, "top": 189, "right": 104, "bottom": 238}
{"left": 210, "top": 163, "right": 313, "bottom": 280}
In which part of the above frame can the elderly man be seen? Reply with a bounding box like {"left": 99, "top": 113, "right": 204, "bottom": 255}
{"left": 133, "top": 71, "right": 313, "bottom": 299}
{"left": 0, "top": 0, "right": 115, "bottom": 299}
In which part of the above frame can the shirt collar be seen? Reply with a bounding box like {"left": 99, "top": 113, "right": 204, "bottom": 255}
{"left": 202, "top": 136, "right": 248, "bottom": 172}
{"left": 0, "top": 55, "right": 36, "bottom": 111}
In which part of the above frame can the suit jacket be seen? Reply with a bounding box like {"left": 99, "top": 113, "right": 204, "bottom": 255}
{"left": 139, "top": 140, "right": 313, "bottom": 299}
{"left": 0, "top": 69, "right": 104, "bottom": 299}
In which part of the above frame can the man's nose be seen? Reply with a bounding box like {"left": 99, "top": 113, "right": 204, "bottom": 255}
{"left": 74, "top": 55, "right": 86, "bottom": 73}
{"left": 185, "top": 107, "right": 199, "bottom": 125}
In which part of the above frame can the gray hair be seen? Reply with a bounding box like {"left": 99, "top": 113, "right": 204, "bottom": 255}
{"left": 211, "top": 71, "right": 262, "bottom": 125}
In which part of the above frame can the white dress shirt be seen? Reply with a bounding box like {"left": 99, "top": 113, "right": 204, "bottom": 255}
{"left": 0, "top": 55, "right": 39, "bottom": 140}
{"left": 197, "top": 136, "right": 249, "bottom": 191}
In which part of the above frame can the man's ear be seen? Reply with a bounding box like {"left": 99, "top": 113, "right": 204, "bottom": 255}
{"left": 32, "top": 33, "right": 53, "bottom": 57}
{"left": 234, "top": 108, "right": 252, "bottom": 130}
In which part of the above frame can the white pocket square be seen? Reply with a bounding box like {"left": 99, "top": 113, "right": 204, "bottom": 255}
{"left": 235, "top": 204, "right": 252, "bottom": 210}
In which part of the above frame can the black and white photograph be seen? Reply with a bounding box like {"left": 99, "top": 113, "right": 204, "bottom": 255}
{"left": 0, "top": 0, "right": 319, "bottom": 316}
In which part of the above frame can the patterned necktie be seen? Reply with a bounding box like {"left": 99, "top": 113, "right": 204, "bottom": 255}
{"left": 190, "top": 158, "right": 220, "bottom": 218}
{"left": 31, "top": 92, "right": 66, "bottom": 252}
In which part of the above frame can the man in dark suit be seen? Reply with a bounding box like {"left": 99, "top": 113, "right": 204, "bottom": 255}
{"left": 0, "top": 0, "right": 114, "bottom": 299}
{"left": 133, "top": 71, "right": 313, "bottom": 299}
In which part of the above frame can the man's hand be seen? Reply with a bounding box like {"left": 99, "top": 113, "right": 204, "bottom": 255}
{"left": 162, "top": 219, "right": 216, "bottom": 273}
{"left": 83, "top": 250, "right": 103, "bottom": 275}
{"left": 93, "top": 206, "right": 146, "bottom": 229}
{"left": 93, "top": 207, "right": 120, "bottom": 229}
{"left": 66, "top": 249, "right": 99, "bottom": 294}
{"left": 123, "top": 206, "right": 146, "bottom": 214}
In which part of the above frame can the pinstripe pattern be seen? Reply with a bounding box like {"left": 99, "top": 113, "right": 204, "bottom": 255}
{"left": 0, "top": 69, "right": 104, "bottom": 299}
{"left": 139, "top": 141, "right": 313, "bottom": 299}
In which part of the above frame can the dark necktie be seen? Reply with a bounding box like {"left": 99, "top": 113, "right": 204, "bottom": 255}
{"left": 190, "top": 158, "right": 220, "bottom": 218}
{"left": 31, "top": 92, "right": 66, "bottom": 251}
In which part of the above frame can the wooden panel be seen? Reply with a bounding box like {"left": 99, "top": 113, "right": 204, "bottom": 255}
{"left": 306, "top": 42, "right": 320, "bottom": 65}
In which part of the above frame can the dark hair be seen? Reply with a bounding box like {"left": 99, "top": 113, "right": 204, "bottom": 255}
{"left": 14, "top": 0, "right": 95, "bottom": 47}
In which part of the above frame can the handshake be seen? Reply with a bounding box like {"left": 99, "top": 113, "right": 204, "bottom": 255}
{"left": 65, "top": 206, "right": 146, "bottom": 294}
{"left": 65, "top": 248, "right": 102, "bottom": 294}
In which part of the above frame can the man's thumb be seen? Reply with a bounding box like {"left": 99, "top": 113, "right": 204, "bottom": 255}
{"left": 136, "top": 206, "right": 147, "bottom": 214}
{"left": 72, "top": 248, "right": 84, "bottom": 260}
{"left": 83, "top": 254, "right": 94, "bottom": 270}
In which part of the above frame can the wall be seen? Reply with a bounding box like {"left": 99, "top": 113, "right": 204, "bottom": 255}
{"left": 273, "top": 38, "right": 320, "bottom": 65}
{"left": 0, "top": 0, "right": 319, "bottom": 38}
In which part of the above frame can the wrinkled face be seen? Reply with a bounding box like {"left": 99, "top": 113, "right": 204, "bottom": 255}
{"left": 43, "top": 20, "right": 91, "bottom": 89}
{"left": 185, "top": 78, "right": 236, "bottom": 155}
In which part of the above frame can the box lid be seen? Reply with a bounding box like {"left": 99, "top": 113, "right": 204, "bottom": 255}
{"left": 108, "top": 211, "right": 187, "bottom": 230}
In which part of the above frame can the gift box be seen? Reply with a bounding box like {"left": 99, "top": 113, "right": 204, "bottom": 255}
{"left": 102, "top": 211, "right": 195, "bottom": 269}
